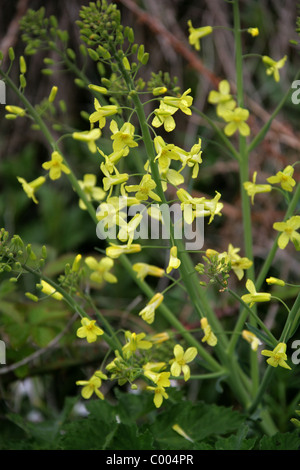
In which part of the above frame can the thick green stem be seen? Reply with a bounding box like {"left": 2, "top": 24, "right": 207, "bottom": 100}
{"left": 233, "top": 0, "right": 259, "bottom": 394}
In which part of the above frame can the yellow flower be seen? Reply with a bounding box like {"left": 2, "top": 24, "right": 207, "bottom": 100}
{"left": 149, "top": 332, "right": 170, "bottom": 344}
{"left": 76, "top": 317, "right": 104, "bottom": 343}
{"left": 261, "top": 342, "right": 291, "bottom": 370}
{"left": 177, "top": 138, "right": 203, "bottom": 179}
{"left": 262, "top": 55, "right": 287, "bottom": 82}
{"left": 42, "top": 151, "right": 70, "bottom": 180}
{"left": 78, "top": 173, "right": 106, "bottom": 210}
{"left": 187, "top": 21, "right": 213, "bottom": 51}
{"left": 117, "top": 213, "right": 143, "bottom": 247}
{"left": 166, "top": 246, "right": 181, "bottom": 274}
{"left": 145, "top": 371, "right": 171, "bottom": 408}
{"left": 200, "top": 317, "right": 218, "bottom": 346}
{"left": 89, "top": 98, "right": 118, "bottom": 128}
{"left": 222, "top": 107, "right": 250, "bottom": 137}
{"left": 132, "top": 262, "right": 164, "bottom": 281}
{"left": 98, "top": 148, "right": 127, "bottom": 174}
{"left": 242, "top": 330, "right": 262, "bottom": 351}
{"left": 139, "top": 293, "right": 164, "bottom": 324}
{"left": 106, "top": 243, "right": 142, "bottom": 259}
{"left": 170, "top": 344, "right": 197, "bottom": 381}
{"left": 266, "top": 277, "right": 285, "bottom": 287}
{"left": 125, "top": 174, "right": 161, "bottom": 202}
{"left": 122, "top": 331, "right": 152, "bottom": 359}
{"left": 152, "top": 102, "right": 177, "bottom": 132}
{"left": 227, "top": 244, "right": 253, "bottom": 280}
{"left": 193, "top": 191, "right": 223, "bottom": 224}
{"left": 143, "top": 361, "right": 166, "bottom": 372}
{"left": 267, "top": 165, "right": 296, "bottom": 192}
{"left": 85, "top": 256, "right": 117, "bottom": 284}
{"left": 76, "top": 370, "right": 107, "bottom": 399}
{"left": 163, "top": 88, "right": 193, "bottom": 115}
{"left": 39, "top": 280, "right": 63, "bottom": 300}
{"left": 100, "top": 162, "right": 129, "bottom": 193}
{"left": 110, "top": 120, "right": 138, "bottom": 155}
{"left": 273, "top": 216, "right": 300, "bottom": 250}
{"left": 96, "top": 197, "right": 127, "bottom": 230}
{"left": 247, "top": 27, "right": 259, "bottom": 37}
{"left": 208, "top": 80, "right": 236, "bottom": 117}
{"left": 241, "top": 279, "right": 271, "bottom": 308}
{"left": 72, "top": 128, "right": 101, "bottom": 153}
{"left": 17, "top": 176, "right": 46, "bottom": 204}
{"left": 243, "top": 171, "right": 272, "bottom": 204}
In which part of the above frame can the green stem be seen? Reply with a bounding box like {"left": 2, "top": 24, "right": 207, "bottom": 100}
{"left": 22, "top": 264, "right": 120, "bottom": 352}
{"left": 233, "top": 0, "right": 258, "bottom": 394}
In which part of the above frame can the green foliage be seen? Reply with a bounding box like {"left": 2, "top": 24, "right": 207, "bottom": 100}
{"left": 1, "top": 392, "right": 299, "bottom": 450}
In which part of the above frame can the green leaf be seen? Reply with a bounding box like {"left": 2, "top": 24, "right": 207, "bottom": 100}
{"left": 259, "top": 431, "right": 300, "bottom": 450}
{"left": 149, "top": 400, "right": 246, "bottom": 449}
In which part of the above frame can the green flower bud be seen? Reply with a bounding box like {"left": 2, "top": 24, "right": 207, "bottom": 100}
{"left": 20, "top": 56, "right": 27, "bottom": 74}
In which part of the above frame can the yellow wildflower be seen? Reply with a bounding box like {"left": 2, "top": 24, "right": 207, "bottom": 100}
{"left": 261, "top": 342, "right": 291, "bottom": 370}
{"left": 152, "top": 102, "right": 177, "bottom": 132}
{"left": 125, "top": 174, "right": 161, "bottom": 201}
{"left": 170, "top": 344, "right": 197, "bottom": 381}
{"left": 243, "top": 171, "right": 272, "bottom": 204}
{"left": 110, "top": 120, "right": 138, "bottom": 155}
{"left": 106, "top": 243, "right": 142, "bottom": 259}
{"left": 122, "top": 331, "right": 152, "bottom": 359}
{"left": 39, "top": 280, "right": 63, "bottom": 301}
{"left": 72, "top": 128, "right": 101, "bottom": 153}
{"left": 76, "top": 317, "right": 104, "bottom": 343}
{"left": 149, "top": 332, "right": 170, "bottom": 344}
{"left": 200, "top": 317, "right": 218, "bottom": 346}
{"left": 262, "top": 55, "right": 287, "bottom": 82}
{"left": 42, "top": 151, "right": 70, "bottom": 180}
{"left": 145, "top": 371, "right": 171, "bottom": 408}
{"left": 222, "top": 107, "right": 250, "bottom": 137}
{"left": 187, "top": 20, "right": 213, "bottom": 51}
{"left": 100, "top": 162, "right": 129, "bottom": 193}
{"left": 242, "top": 330, "right": 262, "bottom": 351}
{"left": 166, "top": 246, "right": 181, "bottom": 274}
{"left": 78, "top": 173, "right": 106, "bottom": 210}
{"left": 163, "top": 88, "right": 193, "bottom": 115}
{"left": 139, "top": 293, "right": 164, "bottom": 324}
{"left": 132, "top": 262, "right": 164, "bottom": 281}
{"left": 96, "top": 197, "right": 127, "bottom": 230}
{"left": 273, "top": 216, "right": 300, "bottom": 250}
{"left": 241, "top": 279, "right": 271, "bottom": 308}
{"left": 76, "top": 370, "right": 107, "bottom": 399}
{"left": 208, "top": 80, "right": 236, "bottom": 117}
{"left": 117, "top": 213, "right": 143, "bottom": 247}
{"left": 89, "top": 98, "right": 118, "bottom": 128}
{"left": 85, "top": 256, "right": 117, "bottom": 284}
{"left": 17, "top": 176, "right": 46, "bottom": 204}
{"left": 227, "top": 244, "right": 253, "bottom": 280}
{"left": 267, "top": 165, "right": 296, "bottom": 192}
